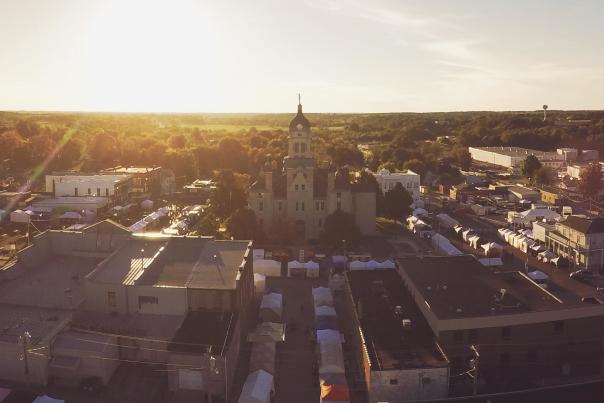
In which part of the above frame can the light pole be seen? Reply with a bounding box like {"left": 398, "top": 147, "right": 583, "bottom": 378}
{"left": 470, "top": 344, "right": 479, "bottom": 396}
{"left": 19, "top": 331, "right": 31, "bottom": 387}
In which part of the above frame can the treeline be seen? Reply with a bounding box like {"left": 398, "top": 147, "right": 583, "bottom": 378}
{"left": 1, "top": 110, "right": 603, "bottom": 190}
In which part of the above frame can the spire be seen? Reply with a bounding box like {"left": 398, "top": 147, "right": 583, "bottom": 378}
{"left": 297, "top": 93, "right": 302, "bottom": 113}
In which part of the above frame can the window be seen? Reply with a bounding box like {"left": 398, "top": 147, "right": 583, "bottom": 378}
{"left": 321, "top": 201, "right": 325, "bottom": 211}
{"left": 468, "top": 329, "right": 478, "bottom": 343}
{"left": 389, "top": 379, "right": 398, "bottom": 385}
{"left": 554, "top": 321, "right": 564, "bottom": 335}
{"left": 315, "top": 201, "right": 320, "bottom": 210}
{"left": 295, "top": 184, "right": 299, "bottom": 190}
{"left": 296, "top": 202, "right": 299, "bottom": 211}
{"left": 107, "top": 291, "right": 116, "bottom": 307}
{"left": 336, "top": 192, "right": 341, "bottom": 198}
{"left": 453, "top": 330, "right": 463, "bottom": 344}
{"left": 527, "top": 348, "right": 537, "bottom": 363}
{"left": 74, "top": 187, "right": 78, "bottom": 196}
{"left": 294, "top": 143, "right": 300, "bottom": 153}
{"left": 301, "top": 184, "right": 305, "bottom": 191}
{"left": 502, "top": 326, "right": 511, "bottom": 341}
{"left": 318, "top": 218, "right": 322, "bottom": 227}
{"left": 105, "top": 188, "right": 109, "bottom": 197}
{"left": 301, "top": 202, "right": 305, "bottom": 211}
{"left": 96, "top": 187, "right": 100, "bottom": 196}
{"left": 138, "top": 295, "right": 158, "bottom": 309}
{"left": 278, "top": 202, "right": 282, "bottom": 211}
{"left": 259, "top": 218, "right": 263, "bottom": 226}
{"left": 87, "top": 188, "right": 91, "bottom": 195}
{"left": 301, "top": 143, "right": 307, "bottom": 153}
{"left": 337, "top": 201, "right": 341, "bottom": 210}
{"left": 259, "top": 201, "right": 263, "bottom": 211}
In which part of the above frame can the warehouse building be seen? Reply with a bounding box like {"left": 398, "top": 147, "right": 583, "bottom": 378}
{"left": 469, "top": 147, "right": 565, "bottom": 172}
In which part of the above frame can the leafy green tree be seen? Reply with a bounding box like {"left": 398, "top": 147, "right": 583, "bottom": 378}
{"left": 533, "top": 166, "right": 554, "bottom": 186}
{"left": 521, "top": 155, "right": 542, "bottom": 180}
{"left": 383, "top": 183, "right": 413, "bottom": 222}
{"left": 211, "top": 170, "right": 248, "bottom": 219}
{"left": 195, "top": 211, "right": 220, "bottom": 237}
{"left": 451, "top": 147, "right": 472, "bottom": 171}
{"left": 320, "top": 209, "right": 361, "bottom": 247}
{"left": 168, "top": 134, "right": 187, "bottom": 149}
{"left": 579, "top": 162, "right": 603, "bottom": 201}
{"left": 225, "top": 208, "right": 264, "bottom": 240}
{"left": 403, "top": 159, "right": 426, "bottom": 177}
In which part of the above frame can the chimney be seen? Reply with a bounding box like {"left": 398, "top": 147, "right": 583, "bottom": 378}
{"left": 264, "top": 170, "right": 273, "bottom": 193}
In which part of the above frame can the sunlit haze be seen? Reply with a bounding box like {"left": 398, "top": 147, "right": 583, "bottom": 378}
{"left": 1, "top": 0, "right": 603, "bottom": 112}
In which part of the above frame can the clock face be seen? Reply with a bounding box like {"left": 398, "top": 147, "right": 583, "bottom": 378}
{"left": 296, "top": 123, "right": 304, "bottom": 130}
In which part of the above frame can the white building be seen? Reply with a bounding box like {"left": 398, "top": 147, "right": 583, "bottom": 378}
{"left": 45, "top": 174, "right": 131, "bottom": 204}
{"left": 373, "top": 169, "right": 420, "bottom": 202}
{"left": 469, "top": 147, "right": 566, "bottom": 171}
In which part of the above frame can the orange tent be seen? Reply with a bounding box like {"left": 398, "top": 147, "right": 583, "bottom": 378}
{"left": 320, "top": 383, "right": 350, "bottom": 402}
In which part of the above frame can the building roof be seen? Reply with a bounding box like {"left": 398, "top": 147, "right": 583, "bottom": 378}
{"left": 168, "top": 311, "right": 238, "bottom": 355}
{"left": 288, "top": 102, "right": 310, "bottom": 130}
{"left": 0, "top": 305, "right": 70, "bottom": 345}
{"left": 89, "top": 236, "right": 250, "bottom": 290}
{"left": 470, "top": 146, "right": 561, "bottom": 159}
{"left": 32, "top": 196, "right": 109, "bottom": 208}
{"left": 397, "top": 255, "right": 571, "bottom": 320}
{"left": 347, "top": 270, "right": 448, "bottom": 371}
{"left": 508, "top": 186, "right": 540, "bottom": 197}
{"left": 560, "top": 216, "right": 604, "bottom": 234}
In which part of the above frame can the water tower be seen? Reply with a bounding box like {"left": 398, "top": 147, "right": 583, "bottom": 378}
{"left": 542, "top": 104, "right": 548, "bottom": 121}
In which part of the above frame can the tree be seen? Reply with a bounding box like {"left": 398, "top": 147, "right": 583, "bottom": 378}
{"left": 354, "top": 170, "right": 384, "bottom": 216}
{"left": 403, "top": 159, "right": 426, "bottom": 177}
{"left": 195, "top": 211, "right": 220, "bottom": 237}
{"left": 225, "top": 208, "right": 265, "bottom": 240}
{"left": 521, "top": 155, "right": 542, "bottom": 180}
{"left": 211, "top": 170, "right": 248, "bottom": 219}
{"left": 450, "top": 147, "right": 472, "bottom": 171}
{"left": 579, "top": 162, "right": 603, "bottom": 201}
{"left": 533, "top": 166, "right": 554, "bottom": 186}
{"left": 168, "top": 134, "right": 187, "bottom": 149}
{"left": 320, "top": 209, "right": 361, "bottom": 247}
{"left": 383, "top": 183, "right": 413, "bottom": 222}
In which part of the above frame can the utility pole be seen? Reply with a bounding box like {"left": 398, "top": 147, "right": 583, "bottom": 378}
{"left": 470, "top": 344, "right": 480, "bottom": 396}
{"left": 20, "top": 331, "right": 31, "bottom": 388}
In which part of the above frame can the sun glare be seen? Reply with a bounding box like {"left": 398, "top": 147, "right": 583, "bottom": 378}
{"left": 84, "top": 0, "right": 222, "bottom": 112}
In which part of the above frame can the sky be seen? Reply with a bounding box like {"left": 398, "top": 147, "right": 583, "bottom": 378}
{"left": 0, "top": 0, "right": 603, "bottom": 113}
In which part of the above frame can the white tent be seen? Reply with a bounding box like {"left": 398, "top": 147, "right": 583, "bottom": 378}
{"left": 305, "top": 261, "right": 320, "bottom": 278}
{"left": 436, "top": 213, "right": 460, "bottom": 230}
{"left": 260, "top": 293, "right": 283, "bottom": 322}
{"left": 497, "top": 228, "right": 508, "bottom": 240}
{"left": 378, "top": 259, "right": 395, "bottom": 269}
{"left": 366, "top": 260, "right": 380, "bottom": 270}
{"left": 317, "top": 329, "right": 343, "bottom": 344}
{"left": 255, "top": 259, "right": 281, "bottom": 277}
{"left": 287, "top": 260, "right": 305, "bottom": 277}
{"left": 254, "top": 273, "right": 266, "bottom": 295}
{"left": 481, "top": 242, "right": 503, "bottom": 257}
{"left": 315, "top": 305, "right": 337, "bottom": 317}
{"left": 238, "top": 370, "right": 274, "bottom": 403}
{"left": 538, "top": 250, "right": 555, "bottom": 262}
{"left": 531, "top": 244, "right": 546, "bottom": 253}
{"left": 462, "top": 229, "right": 476, "bottom": 242}
{"left": 431, "top": 233, "right": 462, "bottom": 256}
{"left": 319, "top": 342, "right": 345, "bottom": 375}
{"left": 33, "top": 397, "right": 66, "bottom": 403}
{"left": 528, "top": 270, "right": 549, "bottom": 281}
{"left": 468, "top": 235, "right": 481, "bottom": 249}
{"left": 313, "top": 287, "right": 334, "bottom": 307}
{"left": 348, "top": 260, "right": 366, "bottom": 270}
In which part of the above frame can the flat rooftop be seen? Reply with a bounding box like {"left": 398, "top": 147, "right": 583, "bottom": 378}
{"left": 0, "top": 305, "right": 70, "bottom": 345}
{"left": 470, "top": 147, "right": 559, "bottom": 158}
{"left": 89, "top": 236, "right": 250, "bottom": 290}
{"left": 397, "top": 255, "right": 578, "bottom": 320}
{"left": 0, "top": 255, "right": 104, "bottom": 309}
{"left": 347, "top": 270, "right": 448, "bottom": 370}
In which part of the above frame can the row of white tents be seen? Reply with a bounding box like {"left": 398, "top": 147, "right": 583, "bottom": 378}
{"left": 347, "top": 259, "right": 395, "bottom": 270}
{"left": 128, "top": 206, "right": 169, "bottom": 232}
{"left": 498, "top": 228, "right": 538, "bottom": 254}
{"left": 312, "top": 287, "right": 350, "bottom": 403}
{"left": 239, "top": 289, "right": 285, "bottom": 403}
{"left": 431, "top": 233, "right": 462, "bottom": 256}
{"left": 288, "top": 260, "right": 320, "bottom": 278}
{"left": 406, "top": 215, "right": 433, "bottom": 238}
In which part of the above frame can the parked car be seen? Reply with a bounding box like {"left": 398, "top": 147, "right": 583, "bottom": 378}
{"left": 569, "top": 269, "right": 594, "bottom": 283}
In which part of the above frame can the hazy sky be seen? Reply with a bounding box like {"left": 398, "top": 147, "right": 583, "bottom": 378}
{"left": 1, "top": 0, "right": 603, "bottom": 113}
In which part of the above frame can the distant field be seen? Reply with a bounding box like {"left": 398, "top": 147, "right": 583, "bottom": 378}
{"left": 179, "top": 123, "right": 285, "bottom": 132}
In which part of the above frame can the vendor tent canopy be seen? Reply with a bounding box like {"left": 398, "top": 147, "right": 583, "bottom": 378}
{"left": 528, "top": 270, "right": 549, "bottom": 281}
{"left": 238, "top": 370, "right": 274, "bottom": 403}
{"left": 317, "top": 329, "right": 343, "bottom": 344}
{"left": 462, "top": 229, "right": 477, "bottom": 242}
{"left": 468, "top": 235, "right": 481, "bottom": 249}
{"left": 253, "top": 274, "right": 266, "bottom": 295}
{"left": 33, "top": 397, "right": 66, "bottom": 403}
{"left": 366, "top": 260, "right": 380, "bottom": 270}
{"left": 255, "top": 259, "right": 281, "bottom": 277}
{"left": 315, "top": 316, "right": 339, "bottom": 331}
{"left": 249, "top": 342, "right": 276, "bottom": 376}
{"left": 550, "top": 256, "right": 569, "bottom": 268}
{"left": 348, "top": 260, "right": 366, "bottom": 270}
{"left": 431, "top": 234, "right": 462, "bottom": 256}
{"left": 319, "top": 342, "right": 345, "bottom": 375}
{"left": 247, "top": 322, "right": 285, "bottom": 343}
{"left": 321, "top": 383, "right": 350, "bottom": 403}
{"left": 259, "top": 293, "right": 283, "bottom": 322}
{"left": 531, "top": 244, "right": 546, "bottom": 253}
{"left": 436, "top": 213, "right": 460, "bottom": 230}
{"left": 538, "top": 250, "right": 555, "bottom": 262}
{"left": 10, "top": 209, "right": 33, "bottom": 223}
{"left": 313, "top": 287, "right": 334, "bottom": 307}
{"left": 378, "top": 259, "right": 395, "bottom": 269}
{"left": 315, "top": 305, "right": 337, "bottom": 317}
{"left": 481, "top": 242, "right": 503, "bottom": 257}
{"left": 305, "top": 261, "right": 320, "bottom": 278}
